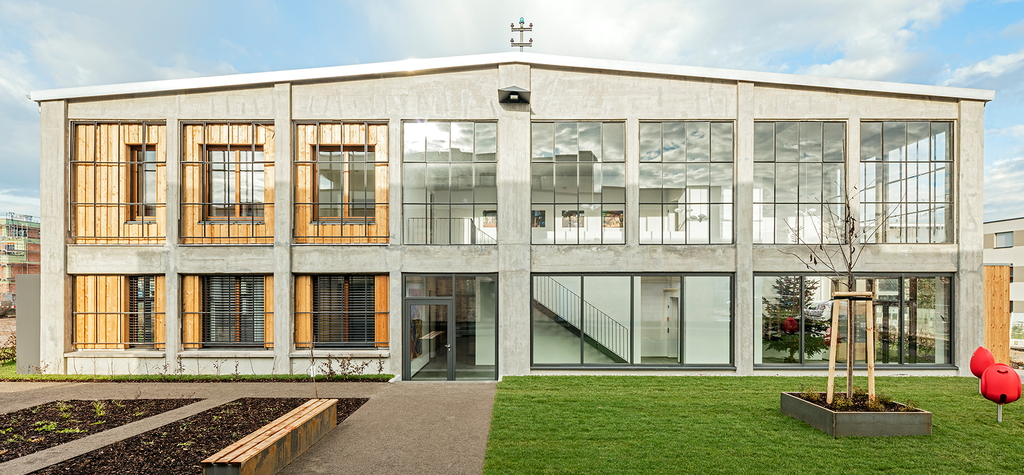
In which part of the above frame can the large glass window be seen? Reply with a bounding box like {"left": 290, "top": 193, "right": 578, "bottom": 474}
{"left": 639, "top": 122, "right": 734, "bottom": 244}
{"left": 403, "top": 122, "right": 497, "bottom": 245}
{"left": 754, "top": 122, "right": 846, "bottom": 244}
{"left": 182, "top": 275, "right": 272, "bottom": 349}
{"left": 861, "top": 121, "right": 952, "bottom": 243}
{"left": 532, "top": 274, "right": 732, "bottom": 366}
{"left": 531, "top": 122, "right": 625, "bottom": 244}
{"left": 754, "top": 274, "right": 951, "bottom": 366}
{"left": 295, "top": 275, "right": 387, "bottom": 349}
{"left": 207, "top": 148, "right": 266, "bottom": 218}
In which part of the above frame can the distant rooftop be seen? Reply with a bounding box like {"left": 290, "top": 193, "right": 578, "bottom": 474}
{"left": 29, "top": 52, "right": 995, "bottom": 103}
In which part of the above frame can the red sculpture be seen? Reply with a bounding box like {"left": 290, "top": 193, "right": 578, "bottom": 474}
{"left": 970, "top": 346, "right": 995, "bottom": 378}
{"left": 782, "top": 317, "right": 798, "bottom": 334}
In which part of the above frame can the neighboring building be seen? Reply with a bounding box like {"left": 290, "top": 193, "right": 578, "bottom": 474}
{"left": 984, "top": 217, "right": 1024, "bottom": 348}
{"left": 0, "top": 213, "right": 40, "bottom": 307}
{"left": 30, "top": 53, "right": 991, "bottom": 378}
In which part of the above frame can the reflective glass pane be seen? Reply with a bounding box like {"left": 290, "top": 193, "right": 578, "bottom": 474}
{"left": 635, "top": 276, "right": 681, "bottom": 363}
{"left": 475, "top": 123, "right": 496, "bottom": 161}
{"left": 639, "top": 123, "right": 662, "bottom": 162}
{"left": 582, "top": 276, "right": 631, "bottom": 364}
{"left": 639, "top": 163, "right": 662, "bottom": 202}
{"left": 907, "top": 122, "right": 929, "bottom": 162}
{"left": 602, "top": 163, "right": 625, "bottom": 203}
{"left": 403, "top": 204, "right": 427, "bottom": 244}
{"left": 449, "top": 204, "right": 474, "bottom": 244}
{"left": 474, "top": 163, "right": 497, "bottom": 203}
{"left": 532, "top": 275, "right": 581, "bottom": 364}
{"left": 532, "top": 123, "right": 553, "bottom": 161}
{"left": 822, "top": 122, "right": 845, "bottom": 162}
{"left": 426, "top": 163, "right": 451, "bottom": 202}
{"left": 710, "top": 122, "right": 734, "bottom": 162}
{"left": 425, "top": 122, "right": 450, "bottom": 162}
{"left": 883, "top": 122, "right": 906, "bottom": 162}
{"left": 475, "top": 205, "right": 497, "bottom": 244}
{"left": 449, "top": 163, "right": 473, "bottom": 203}
{"left": 662, "top": 163, "right": 686, "bottom": 203}
{"left": 753, "top": 163, "right": 775, "bottom": 203}
{"left": 711, "top": 203, "right": 732, "bottom": 244}
{"left": 579, "top": 122, "right": 602, "bottom": 162}
{"left": 775, "top": 163, "right": 799, "bottom": 203}
{"left": 403, "top": 163, "right": 426, "bottom": 203}
{"left": 822, "top": 163, "right": 844, "bottom": 203}
{"left": 687, "top": 163, "right": 709, "bottom": 188}
{"left": 603, "top": 123, "right": 625, "bottom": 162}
{"left": 931, "top": 122, "right": 951, "bottom": 161}
{"left": 555, "top": 163, "right": 578, "bottom": 203}
{"left": 403, "top": 122, "right": 425, "bottom": 162}
{"left": 799, "top": 122, "right": 822, "bottom": 162}
{"left": 429, "top": 204, "right": 451, "bottom": 244}
{"left": 861, "top": 122, "right": 882, "bottom": 161}
{"left": 775, "top": 204, "right": 798, "bottom": 243}
{"left": 776, "top": 122, "right": 799, "bottom": 162}
{"left": 756, "top": 275, "right": 801, "bottom": 364}
{"left": 684, "top": 276, "right": 731, "bottom": 364}
{"left": 754, "top": 122, "right": 775, "bottom": 162}
{"left": 709, "top": 162, "right": 733, "bottom": 203}
{"left": 639, "top": 204, "right": 663, "bottom": 244}
{"left": 455, "top": 275, "right": 497, "bottom": 380}
{"left": 799, "top": 163, "right": 823, "bottom": 204}
{"left": 802, "top": 277, "right": 838, "bottom": 364}
{"left": 868, "top": 277, "right": 901, "bottom": 364}
{"left": 904, "top": 276, "right": 951, "bottom": 364}
{"left": 450, "top": 123, "right": 474, "bottom": 162}
{"left": 531, "top": 163, "right": 554, "bottom": 203}
{"left": 531, "top": 205, "right": 554, "bottom": 244}
{"left": 555, "top": 123, "right": 578, "bottom": 160}
{"left": 664, "top": 122, "right": 686, "bottom": 162}
{"left": 686, "top": 122, "right": 710, "bottom": 162}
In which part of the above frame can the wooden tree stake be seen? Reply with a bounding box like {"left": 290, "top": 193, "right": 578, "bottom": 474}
{"left": 866, "top": 299, "right": 875, "bottom": 400}
{"left": 826, "top": 300, "right": 841, "bottom": 404}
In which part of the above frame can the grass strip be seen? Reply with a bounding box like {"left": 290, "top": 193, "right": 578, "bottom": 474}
{"left": 0, "top": 361, "right": 390, "bottom": 382}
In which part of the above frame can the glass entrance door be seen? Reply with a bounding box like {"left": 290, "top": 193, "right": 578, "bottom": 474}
{"left": 406, "top": 301, "right": 451, "bottom": 381}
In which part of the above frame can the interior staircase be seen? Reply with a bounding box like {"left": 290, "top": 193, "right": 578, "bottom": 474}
{"left": 532, "top": 276, "right": 629, "bottom": 363}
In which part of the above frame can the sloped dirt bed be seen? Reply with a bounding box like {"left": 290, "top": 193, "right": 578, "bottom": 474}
{"left": 32, "top": 397, "right": 368, "bottom": 475}
{"left": 0, "top": 399, "right": 201, "bottom": 462}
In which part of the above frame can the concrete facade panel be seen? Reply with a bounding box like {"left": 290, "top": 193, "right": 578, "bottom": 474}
{"left": 753, "top": 86, "right": 959, "bottom": 119}
{"left": 67, "top": 87, "right": 276, "bottom": 120}
{"left": 66, "top": 246, "right": 166, "bottom": 274}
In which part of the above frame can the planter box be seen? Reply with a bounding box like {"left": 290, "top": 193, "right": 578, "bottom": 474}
{"left": 780, "top": 392, "right": 931, "bottom": 437}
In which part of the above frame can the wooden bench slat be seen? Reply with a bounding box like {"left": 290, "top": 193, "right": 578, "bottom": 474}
{"left": 202, "top": 399, "right": 337, "bottom": 464}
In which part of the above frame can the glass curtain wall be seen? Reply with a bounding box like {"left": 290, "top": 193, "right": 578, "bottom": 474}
{"left": 531, "top": 122, "right": 625, "bottom": 244}
{"left": 755, "top": 274, "right": 951, "bottom": 366}
{"left": 639, "top": 122, "right": 734, "bottom": 244}
{"left": 403, "top": 122, "right": 497, "bottom": 244}
{"left": 861, "top": 122, "right": 952, "bottom": 243}
{"left": 532, "top": 274, "right": 732, "bottom": 366}
{"left": 753, "top": 122, "right": 845, "bottom": 244}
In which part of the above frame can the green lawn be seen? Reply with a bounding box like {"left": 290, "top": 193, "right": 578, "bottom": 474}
{"left": 484, "top": 376, "right": 1022, "bottom": 474}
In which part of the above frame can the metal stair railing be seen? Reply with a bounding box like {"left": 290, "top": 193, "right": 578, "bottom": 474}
{"left": 533, "top": 276, "right": 629, "bottom": 362}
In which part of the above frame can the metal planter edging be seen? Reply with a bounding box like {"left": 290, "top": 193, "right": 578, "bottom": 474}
{"left": 780, "top": 392, "right": 932, "bottom": 437}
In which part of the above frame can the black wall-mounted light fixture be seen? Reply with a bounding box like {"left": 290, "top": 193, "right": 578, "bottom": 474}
{"left": 498, "top": 86, "right": 531, "bottom": 104}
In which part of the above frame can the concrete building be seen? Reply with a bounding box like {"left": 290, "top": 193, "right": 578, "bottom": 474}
{"left": 984, "top": 217, "right": 1024, "bottom": 349}
{"left": 30, "top": 53, "right": 992, "bottom": 378}
{"left": 0, "top": 213, "right": 40, "bottom": 308}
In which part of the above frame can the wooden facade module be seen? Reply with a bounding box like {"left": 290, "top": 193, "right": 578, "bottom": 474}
{"left": 294, "top": 274, "right": 389, "bottom": 348}
{"left": 181, "top": 123, "right": 275, "bottom": 244}
{"left": 71, "top": 123, "right": 167, "bottom": 244}
{"left": 181, "top": 275, "right": 274, "bottom": 349}
{"left": 984, "top": 265, "right": 1011, "bottom": 364}
{"left": 294, "top": 123, "right": 389, "bottom": 244}
{"left": 72, "top": 275, "right": 166, "bottom": 349}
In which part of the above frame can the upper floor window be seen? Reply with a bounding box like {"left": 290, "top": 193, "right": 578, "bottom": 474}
{"left": 861, "top": 121, "right": 952, "bottom": 243}
{"left": 531, "top": 122, "right": 624, "bottom": 244}
{"left": 130, "top": 146, "right": 158, "bottom": 220}
{"left": 996, "top": 231, "right": 1013, "bottom": 249}
{"left": 639, "top": 121, "right": 734, "bottom": 244}
{"left": 402, "top": 122, "right": 497, "bottom": 245}
{"left": 754, "top": 122, "right": 846, "bottom": 244}
{"left": 207, "top": 147, "right": 266, "bottom": 218}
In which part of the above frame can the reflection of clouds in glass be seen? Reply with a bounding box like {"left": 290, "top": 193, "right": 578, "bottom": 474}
{"left": 663, "top": 163, "right": 686, "bottom": 189}
{"left": 686, "top": 122, "right": 709, "bottom": 162}
{"left": 775, "top": 164, "right": 799, "bottom": 202}
{"left": 476, "top": 123, "right": 496, "bottom": 154}
{"left": 555, "top": 123, "right": 578, "bottom": 155}
{"left": 451, "top": 122, "right": 474, "bottom": 154}
{"left": 754, "top": 122, "right": 775, "bottom": 161}
{"left": 425, "top": 122, "right": 450, "bottom": 152}
{"left": 404, "top": 122, "right": 426, "bottom": 154}
{"left": 664, "top": 122, "right": 685, "bottom": 162}
{"left": 603, "top": 123, "right": 624, "bottom": 162}
{"left": 579, "top": 122, "right": 601, "bottom": 160}
{"left": 640, "top": 123, "right": 662, "bottom": 161}
{"left": 532, "top": 122, "right": 553, "bottom": 159}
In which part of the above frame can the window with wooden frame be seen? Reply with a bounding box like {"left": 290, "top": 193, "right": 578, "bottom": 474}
{"left": 314, "top": 145, "right": 376, "bottom": 221}
{"left": 72, "top": 275, "right": 165, "bottom": 350}
{"left": 71, "top": 122, "right": 166, "bottom": 244}
{"left": 206, "top": 146, "right": 266, "bottom": 219}
{"left": 181, "top": 275, "right": 273, "bottom": 349}
{"left": 294, "top": 122, "right": 389, "bottom": 244}
{"left": 129, "top": 145, "right": 158, "bottom": 220}
{"left": 295, "top": 275, "right": 389, "bottom": 349}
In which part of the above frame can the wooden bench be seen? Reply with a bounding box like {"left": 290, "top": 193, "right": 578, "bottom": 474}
{"left": 202, "top": 398, "right": 338, "bottom": 475}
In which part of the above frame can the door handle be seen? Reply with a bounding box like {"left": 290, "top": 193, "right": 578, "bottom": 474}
{"left": 444, "top": 344, "right": 451, "bottom": 350}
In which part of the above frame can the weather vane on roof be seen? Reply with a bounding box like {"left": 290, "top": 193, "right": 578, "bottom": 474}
{"left": 511, "top": 18, "right": 533, "bottom": 51}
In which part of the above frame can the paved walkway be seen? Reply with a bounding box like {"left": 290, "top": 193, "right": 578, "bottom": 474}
{"left": 0, "top": 381, "right": 497, "bottom": 475}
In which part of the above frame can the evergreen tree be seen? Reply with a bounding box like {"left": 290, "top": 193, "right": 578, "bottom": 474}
{"left": 763, "top": 276, "right": 827, "bottom": 363}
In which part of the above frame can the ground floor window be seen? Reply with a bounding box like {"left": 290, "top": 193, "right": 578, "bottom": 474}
{"left": 531, "top": 274, "right": 732, "bottom": 366}
{"left": 72, "top": 275, "right": 165, "bottom": 349}
{"left": 295, "top": 274, "right": 389, "bottom": 348}
{"left": 754, "top": 274, "right": 952, "bottom": 366}
{"left": 182, "top": 275, "right": 273, "bottom": 349}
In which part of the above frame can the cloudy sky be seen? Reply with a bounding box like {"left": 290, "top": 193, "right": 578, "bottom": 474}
{"left": 1, "top": 0, "right": 1023, "bottom": 220}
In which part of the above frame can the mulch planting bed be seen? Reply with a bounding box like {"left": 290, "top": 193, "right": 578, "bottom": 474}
{"left": 33, "top": 397, "right": 368, "bottom": 475}
{"left": 795, "top": 392, "right": 923, "bottom": 412}
{"left": 0, "top": 399, "right": 201, "bottom": 462}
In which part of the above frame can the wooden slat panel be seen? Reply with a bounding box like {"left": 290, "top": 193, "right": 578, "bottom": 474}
{"left": 375, "top": 275, "right": 389, "bottom": 347}
{"left": 984, "top": 265, "right": 1011, "bottom": 364}
{"left": 155, "top": 275, "right": 166, "bottom": 349}
{"left": 182, "top": 275, "right": 202, "bottom": 349}
{"left": 264, "top": 275, "right": 274, "bottom": 348}
{"left": 294, "top": 275, "right": 312, "bottom": 348}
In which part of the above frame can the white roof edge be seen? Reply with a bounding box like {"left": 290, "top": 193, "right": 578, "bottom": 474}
{"left": 29, "top": 52, "right": 995, "bottom": 102}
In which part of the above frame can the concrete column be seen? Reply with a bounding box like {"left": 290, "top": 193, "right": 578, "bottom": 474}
{"left": 273, "top": 83, "right": 294, "bottom": 374}
{"left": 39, "top": 100, "right": 68, "bottom": 373}
{"left": 164, "top": 117, "right": 181, "bottom": 369}
{"left": 846, "top": 115, "right": 861, "bottom": 248}
{"left": 734, "top": 82, "right": 754, "bottom": 375}
{"left": 956, "top": 100, "right": 986, "bottom": 375}
{"left": 388, "top": 117, "right": 403, "bottom": 377}
{"left": 498, "top": 63, "right": 532, "bottom": 376}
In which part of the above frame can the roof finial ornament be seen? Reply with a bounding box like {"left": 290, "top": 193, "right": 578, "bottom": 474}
{"left": 510, "top": 18, "right": 533, "bottom": 52}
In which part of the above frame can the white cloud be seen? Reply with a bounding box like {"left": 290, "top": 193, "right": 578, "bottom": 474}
{"left": 1004, "top": 18, "right": 1024, "bottom": 37}
{"left": 0, "top": 190, "right": 40, "bottom": 218}
{"left": 942, "top": 48, "right": 1024, "bottom": 88}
